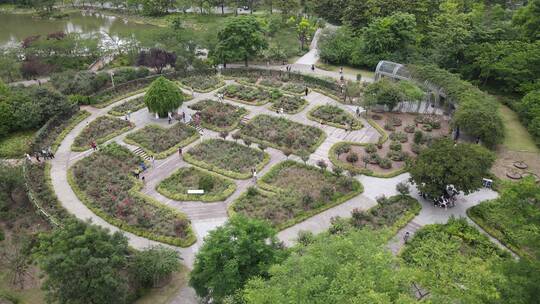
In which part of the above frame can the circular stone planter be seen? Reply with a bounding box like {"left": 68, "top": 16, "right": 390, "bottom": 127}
{"left": 506, "top": 171, "right": 522, "bottom": 180}
{"left": 513, "top": 161, "right": 528, "bottom": 169}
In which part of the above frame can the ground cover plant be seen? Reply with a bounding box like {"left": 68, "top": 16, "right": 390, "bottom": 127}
{"left": 179, "top": 75, "right": 224, "bottom": 92}
{"left": 157, "top": 166, "right": 236, "bottom": 202}
{"left": 124, "top": 123, "right": 199, "bottom": 159}
{"left": 219, "top": 84, "right": 277, "bottom": 105}
{"left": 184, "top": 139, "right": 269, "bottom": 179}
{"left": 239, "top": 115, "right": 326, "bottom": 155}
{"left": 0, "top": 130, "right": 34, "bottom": 158}
{"left": 308, "top": 105, "right": 362, "bottom": 130}
{"left": 270, "top": 95, "right": 308, "bottom": 114}
{"left": 232, "top": 160, "right": 362, "bottom": 229}
{"left": 349, "top": 195, "right": 421, "bottom": 231}
{"left": 401, "top": 218, "right": 510, "bottom": 303}
{"left": 188, "top": 99, "right": 248, "bottom": 132}
{"left": 72, "top": 116, "right": 133, "bottom": 151}
{"left": 68, "top": 143, "right": 195, "bottom": 246}
{"left": 108, "top": 96, "right": 146, "bottom": 116}
{"left": 468, "top": 177, "right": 540, "bottom": 259}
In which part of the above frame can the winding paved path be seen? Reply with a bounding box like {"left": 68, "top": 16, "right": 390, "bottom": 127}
{"left": 45, "top": 66, "right": 513, "bottom": 303}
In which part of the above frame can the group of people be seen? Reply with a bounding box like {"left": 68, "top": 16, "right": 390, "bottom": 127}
{"left": 26, "top": 147, "right": 55, "bottom": 163}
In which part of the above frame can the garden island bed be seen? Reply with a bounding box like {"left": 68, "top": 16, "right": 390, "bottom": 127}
{"left": 219, "top": 84, "right": 277, "bottom": 105}
{"left": 184, "top": 139, "right": 270, "bottom": 179}
{"left": 307, "top": 105, "right": 363, "bottom": 130}
{"left": 124, "top": 123, "right": 199, "bottom": 159}
{"left": 108, "top": 96, "right": 146, "bottom": 116}
{"left": 239, "top": 115, "right": 326, "bottom": 155}
{"left": 72, "top": 115, "right": 134, "bottom": 151}
{"left": 188, "top": 99, "right": 248, "bottom": 132}
{"left": 330, "top": 113, "right": 450, "bottom": 177}
{"left": 68, "top": 143, "right": 195, "bottom": 247}
{"left": 231, "top": 160, "right": 363, "bottom": 229}
{"left": 157, "top": 166, "right": 237, "bottom": 202}
{"left": 178, "top": 75, "right": 224, "bottom": 93}
{"left": 269, "top": 95, "right": 308, "bottom": 114}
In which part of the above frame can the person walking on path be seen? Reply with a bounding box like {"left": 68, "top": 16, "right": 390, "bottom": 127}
{"left": 182, "top": 112, "right": 186, "bottom": 122}
{"left": 178, "top": 147, "right": 183, "bottom": 158}
{"left": 25, "top": 153, "right": 32, "bottom": 162}
{"left": 90, "top": 141, "right": 97, "bottom": 151}
{"left": 311, "top": 64, "right": 315, "bottom": 71}
{"left": 191, "top": 87, "right": 194, "bottom": 98}
{"left": 305, "top": 87, "right": 309, "bottom": 96}
{"left": 404, "top": 231, "right": 410, "bottom": 243}
{"left": 151, "top": 155, "right": 156, "bottom": 168}
{"left": 35, "top": 152, "right": 41, "bottom": 163}
{"left": 356, "top": 107, "right": 360, "bottom": 117}
{"left": 127, "top": 110, "right": 131, "bottom": 120}
{"left": 142, "top": 176, "right": 146, "bottom": 185}
{"left": 252, "top": 168, "right": 257, "bottom": 183}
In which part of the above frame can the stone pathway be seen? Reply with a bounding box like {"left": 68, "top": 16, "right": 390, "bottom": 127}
{"left": 44, "top": 65, "right": 515, "bottom": 304}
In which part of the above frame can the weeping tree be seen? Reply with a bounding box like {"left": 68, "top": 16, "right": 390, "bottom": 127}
{"left": 144, "top": 76, "right": 184, "bottom": 118}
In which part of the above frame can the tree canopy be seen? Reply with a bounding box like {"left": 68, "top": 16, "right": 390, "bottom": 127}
{"left": 144, "top": 76, "right": 184, "bottom": 117}
{"left": 409, "top": 138, "right": 495, "bottom": 198}
{"left": 214, "top": 16, "right": 267, "bottom": 66}
{"left": 189, "top": 215, "right": 286, "bottom": 303}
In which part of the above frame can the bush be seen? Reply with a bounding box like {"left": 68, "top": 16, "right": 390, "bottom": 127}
{"left": 364, "top": 143, "right": 377, "bottom": 153}
{"left": 379, "top": 158, "right": 392, "bottom": 169}
{"left": 389, "top": 132, "right": 408, "bottom": 143}
{"left": 387, "top": 150, "right": 407, "bottom": 161}
{"left": 422, "top": 124, "right": 433, "bottom": 132}
{"left": 198, "top": 175, "right": 215, "bottom": 192}
{"left": 389, "top": 141, "right": 402, "bottom": 152}
{"left": 404, "top": 124, "right": 415, "bottom": 133}
{"left": 336, "top": 144, "right": 351, "bottom": 155}
{"left": 411, "top": 143, "right": 423, "bottom": 154}
{"left": 317, "top": 160, "right": 328, "bottom": 170}
{"left": 346, "top": 152, "right": 359, "bottom": 163}
{"left": 396, "top": 182, "right": 410, "bottom": 195}
{"left": 413, "top": 130, "right": 424, "bottom": 144}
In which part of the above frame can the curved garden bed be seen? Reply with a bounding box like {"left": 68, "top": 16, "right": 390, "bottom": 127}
{"left": 157, "top": 166, "right": 236, "bottom": 202}
{"left": 178, "top": 75, "right": 224, "bottom": 93}
{"left": 239, "top": 114, "right": 326, "bottom": 156}
{"left": 124, "top": 123, "right": 199, "bottom": 159}
{"left": 219, "top": 84, "right": 276, "bottom": 106}
{"left": 230, "top": 160, "right": 363, "bottom": 230}
{"left": 184, "top": 139, "right": 270, "bottom": 179}
{"left": 188, "top": 99, "right": 248, "bottom": 132}
{"left": 307, "top": 105, "right": 363, "bottom": 130}
{"left": 68, "top": 143, "right": 196, "bottom": 247}
{"left": 269, "top": 95, "right": 308, "bottom": 114}
{"left": 72, "top": 115, "right": 134, "bottom": 152}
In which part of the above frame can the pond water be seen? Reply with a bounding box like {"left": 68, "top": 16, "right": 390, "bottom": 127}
{"left": 0, "top": 11, "right": 156, "bottom": 48}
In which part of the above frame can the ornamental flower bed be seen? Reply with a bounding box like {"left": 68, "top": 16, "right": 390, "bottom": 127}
{"left": 157, "top": 166, "right": 236, "bottom": 202}
{"left": 270, "top": 95, "right": 308, "bottom": 114}
{"left": 72, "top": 116, "right": 134, "bottom": 151}
{"left": 281, "top": 82, "right": 306, "bottom": 95}
{"left": 308, "top": 105, "right": 362, "bottom": 130}
{"left": 179, "top": 75, "right": 224, "bottom": 92}
{"left": 184, "top": 139, "right": 269, "bottom": 179}
{"left": 219, "top": 84, "right": 277, "bottom": 105}
{"left": 232, "top": 161, "right": 363, "bottom": 229}
{"left": 259, "top": 78, "right": 283, "bottom": 88}
{"left": 188, "top": 99, "right": 248, "bottom": 132}
{"left": 69, "top": 143, "right": 195, "bottom": 246}
{"left": 239, "top": 115, "right": 326, "bottom": 155}
{"left": 350, "top": 195, "right": 421, "bottom": 230}
{"left": 108, "top": 96, "right": 146, "bottom": 116}
{"left": 124, "top": 123, "right": 199, "bottom": 159}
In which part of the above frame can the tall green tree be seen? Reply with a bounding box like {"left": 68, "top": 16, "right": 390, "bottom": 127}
{"left": 144, "top": 76, "right": 184, "bottom": 117}
{"left": 409, "top": 138, "right": 495, "bottom": 198}
{"left": 214, "top": 16, "right": 267, "bottom": 66}
{"left": 189, "top": 215, "right": 285, "bottom": 303}
{"left": 132, "top": 246, "right": 181, "bottom": 288}
{"left": 288, "top": 16, "right": 317, "bottom": 50}
{"left": 513, "top": 0, "right": 540, "bottom": 41}
{"left": 363, "top": 79, "right": 404, "bottom": 111}
{"left": 33, "top": 220, "right": 130, "bottom": 304}
{"left": 243, "top": 229, "right": 416, "bottom": 303}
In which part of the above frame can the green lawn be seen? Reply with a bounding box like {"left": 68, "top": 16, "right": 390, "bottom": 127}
{"left": 499, "top": 104, "right": 539, "bottom": 153}
{"left": 316, "top": 61, "right": 375, "bottom": 79}
{"left": 0, "top": 130, "right": 35, "bottom": 158}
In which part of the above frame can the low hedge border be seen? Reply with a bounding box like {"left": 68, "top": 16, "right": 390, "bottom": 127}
{"left": 183, "top": 143, "right": 271, "bottom": 180}
{"left": 269, "top": 98, "right": 309, "bottom": 115}
{"left": 466, "top": 206, "right": 523, "bottom": 258}
{"left": 306, "top": 105, "right": 363, "bottom": 130}
{"left": 124, "top": 127, "right": 200, "bottom": 159}
{"left": 67, "top": 168, "right": 196, "bottom": 247}
{"left": 52, "top": 110, "right": 91, "bottom": 152}
{"left": 71, "top": 120, "right": 135, "bottom": 152}
{"left": 230, "top": 160, "right": 364, "bottom": 231}
{"left": 156, "top": 166, "right": 237, "bottom": 202}
{"left": 93, "top": 88, "right": 147, "bottom": 109}
{"left": 367, "top": 117, "right": 389, "bottom": 143}
{"left": 177, "top": 79, "right": 226, "bottom": 93}
{"left": 328, "top": 141, "right": 408, "bottom": 178}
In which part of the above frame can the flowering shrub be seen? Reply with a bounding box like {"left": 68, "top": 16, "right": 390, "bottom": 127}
{"left": 239, "top": 115, "right": 325, "bottom": 155}
{"left": 219, "top": 84, "right": 273, "bottom": 105}
{"left": 282, "top": 82, "right": 306, "bottom": 94}
{"left": 309, "top": 105, "right": 362, "bottom": 130}
{"left": 125, "top": 123, "right": 198, "bottom": 158}
{"left": 69, "top": 143, "right": 194, "bottom": 246}
{"left": 184, "top": 139, "right": 268, "bottom": 179}
{"left": 188, "top": 99, "right": 248, "bottom": 131}
{"left": 180, "top": 75, "right": 224, "bottom": 92}
{"left": 72, "top": 116, "right": 133, "bottom": 151}
{"left": 270, "top": 95, "right": 307, "bottom": 114}
{"left": 108, "top": 96, "right": 145, "bottom": 116}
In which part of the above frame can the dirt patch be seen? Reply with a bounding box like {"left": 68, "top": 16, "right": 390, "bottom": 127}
{"left": 339, "top": 112, "right": 451, "bottom": 174}
{"left": 493, "top": 147, "right": 540, "bottom": 182}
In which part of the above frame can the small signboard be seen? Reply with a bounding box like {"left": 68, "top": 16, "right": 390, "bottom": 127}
{"left": 187, "top": 189, "right": 205, "bottom": 194}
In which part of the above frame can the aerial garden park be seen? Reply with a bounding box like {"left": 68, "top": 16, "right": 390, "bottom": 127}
{"left": 1, "top": 0, "right": 540, "bottom": 304}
